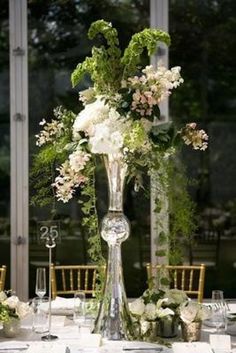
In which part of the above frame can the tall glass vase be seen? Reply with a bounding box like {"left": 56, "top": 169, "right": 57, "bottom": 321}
{"left": 94, "top": 154, "right": 133, "bottom": 340}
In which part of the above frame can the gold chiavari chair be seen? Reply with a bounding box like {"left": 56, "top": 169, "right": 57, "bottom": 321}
{"left": 51, "top": 264, "right": 105, "bottom": 299}
{"left": 0, "top": 265, "right": 6, "bottom": 291}
{"left": 146, "top": 263, "right": 206, "bottom": 303}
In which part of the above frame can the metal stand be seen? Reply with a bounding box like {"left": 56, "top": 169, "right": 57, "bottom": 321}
{"left": 41, "top": 234, "right": 58, "bottom": 341}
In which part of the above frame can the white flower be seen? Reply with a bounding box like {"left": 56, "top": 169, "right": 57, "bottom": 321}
{"left": 164, "top": 289, "right": 188, "bottom": 305}
{"left": 140, "top": 319, "right": 151, "bottom": 335}
{"left": 3, "top": 295, "right": 19, "bottom": 309}
{"left": 52, "top": 160, "right": 87, "bottom": 203}
{"left": 89, "top": 108, "right": 128, "bottom": 155}
{"left": 180, "top": 301, "right": 212, "bottom": 324}
{"left": 196, "top": 304, "right": 212, "bottom": 321}
{"left": 0, "top": 291, "right": 7, "bottom": 302}
{"left": 69, "top": 150, "right": 90, "bottom": 172}
{"left": 145, "top": 303, "right": 157, "bottom": 320}
{"left": 16, "top": 302, "right": 32, "bottom": 319}
{"left": 79, "top": 87, "right": 96, "bottom": 105}
{"left": 156, "top": 307, "right": 175, "bottom": 318}
{"left": 36, "top": 119, "right": 64, "bottom": 146}
{"left": 73, "top": 97, "right": 109, "bottom": 134}
{"left": 129, "top": 298, "right": 145, "bottom": 316}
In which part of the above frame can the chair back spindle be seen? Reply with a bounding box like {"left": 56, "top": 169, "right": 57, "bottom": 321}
{"left": 0, "top": 265, "right": 6, "bottom": 291}
{"left": 50, "top": 264, "right": 105, "bottom": 299}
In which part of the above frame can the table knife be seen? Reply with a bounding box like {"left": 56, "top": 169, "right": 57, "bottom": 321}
{"left": 123, "top": 347, "right": 163, "bottom": 351}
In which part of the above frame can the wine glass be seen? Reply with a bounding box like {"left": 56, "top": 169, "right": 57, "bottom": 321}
{"left": 211, "top": 290, "right": 226, "bottom": 333}
{"left": 73, "top": 291, "right": 86, "bottom": 333}
{"left": 35, "top": 268, "right": 46, "bottom": 299}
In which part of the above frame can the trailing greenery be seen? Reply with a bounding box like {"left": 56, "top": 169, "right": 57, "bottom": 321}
{"left": 155, "top": 156, "right": 197, "bottom": 264}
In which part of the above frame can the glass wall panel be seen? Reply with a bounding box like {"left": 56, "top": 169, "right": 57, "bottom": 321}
{"left": 28, "top": 0, "right": 149, "bottom": 298}
{"left": 169, "top": 0, "right": 236, "bottom": 297}
{"left": 0, "top": 1, "right": 10, "bottom": 290}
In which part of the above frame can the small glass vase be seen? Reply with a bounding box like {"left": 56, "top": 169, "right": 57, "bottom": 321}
{"left": 3, "top": 317, "right": 21, "bottom": 338}
{"left": 94, "top": 154, "right": 133, "bottom": 340}
{"left": 181, "top": 321, "right": 202, "bottom": 342}
{"left": 157, "top": 316, "right": 179, "bottom": 338}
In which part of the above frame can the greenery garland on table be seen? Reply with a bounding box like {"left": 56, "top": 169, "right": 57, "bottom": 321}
{"left": 31, "top": 20, "right": 208, "bottom": 295}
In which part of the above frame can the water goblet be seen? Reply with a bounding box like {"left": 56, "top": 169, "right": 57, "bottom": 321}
{"left": 211, "top": 290, "right": 226, "bottom": 333}
{"left": 32, "top": 296, "right": 49, "bottom": 334}
{"left": 35, "top": 268, "right": 46, "bottom": 299}
{"left": 73, "top": 291, "right": 86, "bottom": 333}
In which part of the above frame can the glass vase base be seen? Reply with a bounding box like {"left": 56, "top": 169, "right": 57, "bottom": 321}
{"left": 41, "top": 334, "right": 58, "bottom": 341}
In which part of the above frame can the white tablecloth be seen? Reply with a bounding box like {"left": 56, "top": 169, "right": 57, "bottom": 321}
{"left": 1, "top": 307, "right": 236, "bottom": 353}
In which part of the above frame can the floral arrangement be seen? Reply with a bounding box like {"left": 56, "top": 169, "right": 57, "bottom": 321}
{"left": 179, "top": 301, "right": 212, "bottom": 324}
{"left": 32, "top": 20, "right": 208, "bottom": 265}
{"left": 129, "top": 288, "right": 188, "bottom": 339}
{"left": 34, "top": 19, "right": 207, "bottom": 202}
{"left": 0, "top": 291, "right": 31, "bottom": 323}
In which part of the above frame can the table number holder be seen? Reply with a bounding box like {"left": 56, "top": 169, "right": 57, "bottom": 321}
{"left": 37, "top": 221, "right": 60, "bottom": 341}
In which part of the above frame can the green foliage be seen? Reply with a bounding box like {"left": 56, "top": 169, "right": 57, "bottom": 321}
{"left": 31, "top": 107, "right": 76, "bottom": 209}
{"left": 71, "top": 20, "right": 170, "bottom": 95}
{"left": 121, "top": 28, "right": 171, "bottom": 77}
{"left": 79, "top": 158, "right": 106, "bottom": 298}
{"left": 71, "top": 20, "right": 122, "bottom": 93}
{"left": 153, "top": 156, "right": 197, "bottom": 265}
{"left": 150, "top": 122, "right": 180, "bottom": 151}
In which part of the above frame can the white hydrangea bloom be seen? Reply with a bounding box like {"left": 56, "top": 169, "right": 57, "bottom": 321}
{"left": 164, "top": 289, "right": 188, "bottom": 305}
{"left": 129, "top": 298, "right": 145, "bottom": 316}
{"left": 16, "top": 301, "right": 32, "bottom": 319}
{"left": 144, "top": 303, "right": 157, "bottom": 320}
{"left": 73, "top": 97, "right": 109, "bottom": 134}
{"left": 89, "top": 108, "right": 129, "bottom": 155}
{"left": 3, "top": 295, "right": 19, "bottom": 309}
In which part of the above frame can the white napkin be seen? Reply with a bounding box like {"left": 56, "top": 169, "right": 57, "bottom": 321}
{"left": 172, "top": 342, "right": 213, "bottom": 353}
{"left": 0, "top": 341, "right": 29, "bottom": 350}
{"left": 26, "top": 342, "right": 66, "bottom": 353}
{"left": 228, "top": 303, "right": 236, "bottom": 313}
{"left": 40, "top": 297, "right": 74, "bottom": 315}
{"left": 210, "top": 334, "right": 231, "bottom": 352}
{"left": 70, "top": 349, "right": 100, "bottom": 353}
{"left": 76, "top": 334, "right": 102, "bottom": 347}
{"left": 51, "top": 315, "right": 66, "bottom": 327}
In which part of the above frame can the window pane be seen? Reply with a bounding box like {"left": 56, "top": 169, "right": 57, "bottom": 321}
{"left": 28, "top": 0, "right": 150, "bottom": 298}
{"left": 0, "top": 2, "right": 10, "bottom": 289}
{"left": 169, "top": 0, "right": 236, "bottom": 297}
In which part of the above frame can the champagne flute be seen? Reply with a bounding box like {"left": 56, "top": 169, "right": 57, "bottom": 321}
{"left": 35, "top": 268, "right": 46, "bottom": 299}
{"left": 73, "top": 291, "right": 86, "bottom": 333}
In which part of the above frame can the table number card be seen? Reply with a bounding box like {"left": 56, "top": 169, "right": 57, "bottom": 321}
{"left": 172, "top": 342, "right": 213, "bottom": 353}
{"left": 210, "top": 334, "right": 231, "bottom": 352}
{"left": 37, "top": 220, "right": 61, "bottom": 244}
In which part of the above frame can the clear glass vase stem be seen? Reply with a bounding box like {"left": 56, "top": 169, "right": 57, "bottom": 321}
{"left": 94, "top": 154, "right": 133, "bottom": 340}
